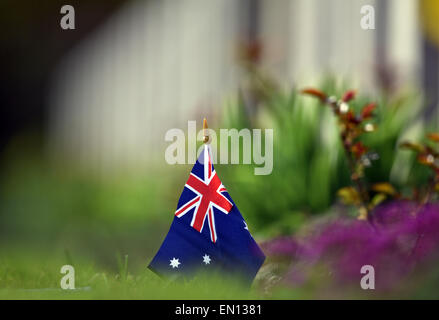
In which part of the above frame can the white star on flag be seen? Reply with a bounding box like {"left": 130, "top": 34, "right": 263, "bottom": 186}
{"left": 169, "top": 257, "right": 181, "bottom": 268}
{"left": 202, "top": 254, "right": 211, "bottom": 265}
{"left": 243, "top": 221, "right": 249, "bottom": 230}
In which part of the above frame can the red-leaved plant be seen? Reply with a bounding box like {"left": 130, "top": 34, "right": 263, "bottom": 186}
{"left": 301, "top": 88, "right": 396, "bottom": 220}
{"left": 400, "top": 133, "right": 439, "bottom": 204}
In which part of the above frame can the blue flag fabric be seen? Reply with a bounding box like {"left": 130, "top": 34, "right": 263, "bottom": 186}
{"left": 148, "top": 145, "right": 265, "bottom": 284}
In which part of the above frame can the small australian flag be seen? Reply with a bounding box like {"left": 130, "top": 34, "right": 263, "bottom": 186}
{"left": 148, "top": 145, "right": 265, "bottom": 285}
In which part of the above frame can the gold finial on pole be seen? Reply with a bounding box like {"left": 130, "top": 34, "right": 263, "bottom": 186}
{"left": 203, "top": 118, "right": 209, "bottom": 143}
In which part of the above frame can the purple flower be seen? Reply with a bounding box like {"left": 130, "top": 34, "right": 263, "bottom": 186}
{"left": 263, "top": 201, "right": 439, "bottom": 293}
{"left": 262, "top": 237, "right": 301, "bottom": 258}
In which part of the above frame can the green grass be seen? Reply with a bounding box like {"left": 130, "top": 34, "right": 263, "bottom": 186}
{"left": 3, "top": 252, "right": 439, "bottom": 299}
{"left": 0, "top": 251, "right": 262, "bottom": 300}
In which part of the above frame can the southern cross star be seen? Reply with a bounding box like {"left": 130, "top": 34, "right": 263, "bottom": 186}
{"left": 170, "top": 257, "right": 181, "bottom": 268}
{"left": 202, "top": 254, "right": 211, "bottom": 265}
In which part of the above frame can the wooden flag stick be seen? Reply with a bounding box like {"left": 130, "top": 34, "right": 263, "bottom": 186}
{"left": 203, "top": 118, "right": 209, "bottom": 143}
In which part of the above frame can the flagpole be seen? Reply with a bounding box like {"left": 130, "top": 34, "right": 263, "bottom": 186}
{"left": 203, "top": 118, "right": 209, "bottom": 144}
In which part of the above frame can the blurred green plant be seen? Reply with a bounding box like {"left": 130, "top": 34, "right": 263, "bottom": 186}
{"left": 219, "top": 58, "right": 424, "bottom": 235}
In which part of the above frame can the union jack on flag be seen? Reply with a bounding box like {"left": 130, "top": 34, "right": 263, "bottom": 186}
{"left": 174, "top": 145, "right": 232, "bottom": 243}
{"left": 148, "top": 145, "right": 265, "bottom": 284}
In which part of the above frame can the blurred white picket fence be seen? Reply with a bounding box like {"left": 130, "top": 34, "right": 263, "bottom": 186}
{"left": 48, "top": 0, "right": 425, "bottom": 172}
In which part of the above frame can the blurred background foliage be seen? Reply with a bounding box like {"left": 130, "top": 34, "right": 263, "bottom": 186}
{"left": 0, "top": 133, "right": 189, "bottom": 271}
{"left": 219, "top": 72, "right": 429, "bottom": 236}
